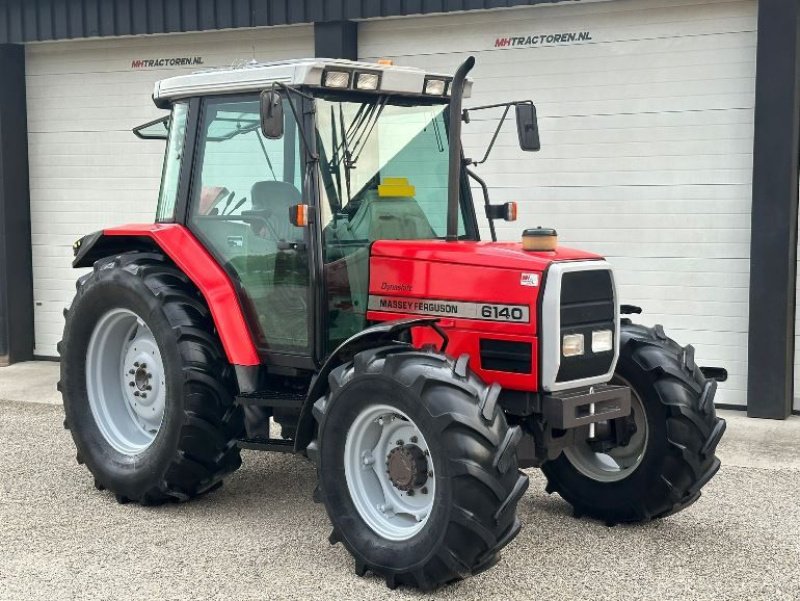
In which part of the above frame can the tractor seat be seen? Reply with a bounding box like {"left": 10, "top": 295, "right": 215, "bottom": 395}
{"left": 250, "top": 180, "right": 303, "bottom": 242}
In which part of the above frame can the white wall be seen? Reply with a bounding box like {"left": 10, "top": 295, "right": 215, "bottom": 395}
{"left": 26, "top": 25, "right": 313, "bottom": 356}
{"left": 360, "top": 0, "right": 757, "bottom": 406}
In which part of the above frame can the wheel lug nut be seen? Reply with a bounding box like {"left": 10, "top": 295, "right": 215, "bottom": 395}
{"left": 146, "top": 373, "right": 152, "bottom": 378}
{"left": 134, "top": 362, "right": 140, "bottom": 367}
{"left": 133, "top": 391, "right": 140, "bottom": 397}
{"left": 141, "top": 393, "right": 147, "bottom": 399}
{"left": 428, "top": 471, "right": 433, "bottom": 478}
{"left": 128, "top": 369, "right": 135, "bottom": 375}
{"left": 141, "top": 363, "right": 147, "bottom": 369}
{"left": 129, "top": 382, "right": 135, "bottom": 387}
{"left": 410, "top": 436, "right": 418, "bottom": 443}
{"left": 407, "top": 490, "right": 415, "bottom": 496}
{"left": 421, "top": 487, "right": 428, "bottom": 494}
{"left": 146, "top": 385, "right": 152, "bottom": 391}
{"left": 396, "top": 439, "right": 404, "bottom": 446}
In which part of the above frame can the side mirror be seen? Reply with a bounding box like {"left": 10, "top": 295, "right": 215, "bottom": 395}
{"left": 515, "top": 103, "right": 541, "bottom": 152}
{"left": 260, "top": 90, "right": 284, "bottom": 139}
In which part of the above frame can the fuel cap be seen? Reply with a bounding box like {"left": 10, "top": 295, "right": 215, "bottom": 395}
{"left": 522, "top": 227, "right": 558, "bottom": 251}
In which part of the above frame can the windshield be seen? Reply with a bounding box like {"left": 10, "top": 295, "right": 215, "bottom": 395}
{"left": 316, "top": 96, "right": 471, "bottom": 242}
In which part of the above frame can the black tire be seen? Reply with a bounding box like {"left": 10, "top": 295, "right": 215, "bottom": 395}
{"left": 59, "top": 252, "right": 244, "bottom": 505}
{"left": 542, "top": 322, "right": 726, "bottom": 524}
{"left": 308, "top": 345, "right": 529, "bottom": 591}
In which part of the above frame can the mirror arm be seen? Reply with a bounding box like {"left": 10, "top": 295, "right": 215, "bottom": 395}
{"left": 466, "top": 167, "right": 497, "bottom": 242}
{"left": 469, "top": 104, "right": 512, "bottom": 166}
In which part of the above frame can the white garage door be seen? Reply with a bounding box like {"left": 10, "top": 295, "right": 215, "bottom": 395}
{"left": 26, "top": 25, "right": 313, "bottom": 357}
{"left": 360, "top": 0, "right": 757, "bottom": 407}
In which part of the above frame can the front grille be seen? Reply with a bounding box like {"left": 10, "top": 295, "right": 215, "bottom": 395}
{"left": 557, "top": 269, "right": 616, "bottom": 383}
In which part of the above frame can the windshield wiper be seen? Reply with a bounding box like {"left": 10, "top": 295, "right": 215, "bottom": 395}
{"left": 339, "top": 104, "right": 353, "bottom": 203}
{"left": 329, "top": 105, "right": 344, "bottom": 206}
{"left": 347, "top": 96, "right": 387, "bottom": 168}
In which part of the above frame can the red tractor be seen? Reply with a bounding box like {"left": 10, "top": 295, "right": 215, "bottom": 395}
{"left": 59, "top": 56, "right": 726, "bottom": 590}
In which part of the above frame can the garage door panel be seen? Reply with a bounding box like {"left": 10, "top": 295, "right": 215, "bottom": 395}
{"left": 463, "top": 137, "right": 752, "bottom": 159}
{"left": 403, "top": 37, "right": 755, "bottom": 79}
{"left": 24, "top": 27, "right": 311, "bottom": 76}
{"left": 27, "top": 25, "right": 314, "bottom": 356}
{"left": 466, "top": 93, "right": 754, "bottom": 121}
{"left": 473, "top": 169, "right": 750, "bottom": 188}
{"left": 359, "top": 6, "right": 755, "bottom": 58}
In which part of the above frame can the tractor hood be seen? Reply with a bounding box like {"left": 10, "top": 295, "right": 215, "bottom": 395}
{"left": 370, "top": 240, "right": 603, "bottom": 272}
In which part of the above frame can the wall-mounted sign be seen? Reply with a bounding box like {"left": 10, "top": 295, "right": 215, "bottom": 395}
{"left": 131, "top": 56, "right": 204, "bottom": 69}
{"left": 494, "top": 31, "right": 592, "bottom": 49}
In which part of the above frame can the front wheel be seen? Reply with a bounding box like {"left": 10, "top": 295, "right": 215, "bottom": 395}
{"left": 542, "top": 322, "right": 726, "bottom": 523}
{"left": 309, "top": 346, "right": 528, "bottom": 590}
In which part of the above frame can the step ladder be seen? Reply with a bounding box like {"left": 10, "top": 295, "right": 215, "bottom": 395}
{"left": 234, "top": 389, "right": 305, "bottom": 453}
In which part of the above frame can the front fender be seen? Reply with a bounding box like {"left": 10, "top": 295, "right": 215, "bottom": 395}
{"left": 72, "top": 224, "right": 260, "bottom": 366}
{"left": 293, "top": 317, "right": 443, "bottom": 451}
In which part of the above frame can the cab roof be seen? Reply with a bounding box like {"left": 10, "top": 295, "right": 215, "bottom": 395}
{"left": 152, "top": 58, "right": 472, "bottom": 107}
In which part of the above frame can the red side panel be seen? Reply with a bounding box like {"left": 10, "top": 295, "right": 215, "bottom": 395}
{"left": 367, "top": 241, "right": 604, "bottom": 391}
{"left": 367, "top": 248, "right": 546, "bottom": 391}
{"left": 104, "top": 223, "right": 259, "bottom": 366}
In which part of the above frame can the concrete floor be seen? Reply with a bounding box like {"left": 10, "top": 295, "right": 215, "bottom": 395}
{"left": 1, "top": 363, "right": 799, "bottom": 600}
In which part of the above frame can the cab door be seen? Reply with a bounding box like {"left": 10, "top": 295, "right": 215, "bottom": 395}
{"left": 186, "top": 94, "right": 312, "bottom": 360}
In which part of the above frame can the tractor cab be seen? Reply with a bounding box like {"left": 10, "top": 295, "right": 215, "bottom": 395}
{"left": 130, "top": 58, "right": 538, "bottom": 366}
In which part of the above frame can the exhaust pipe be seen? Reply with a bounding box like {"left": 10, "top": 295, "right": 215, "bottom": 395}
{"left": 446, "top": 56, "right": 476, "bottom": 242}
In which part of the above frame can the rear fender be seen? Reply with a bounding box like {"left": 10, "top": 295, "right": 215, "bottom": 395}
{"left": 293, "top": 317, "right": 443, "bottom": 451}
{"left": 72, "top": 224, "right": 260, "bottom": 367}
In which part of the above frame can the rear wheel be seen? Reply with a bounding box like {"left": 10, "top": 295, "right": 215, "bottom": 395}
{"left": 59, "top": 252, "right": 244, "bottom": 505}
{"left": 308, "top": 345, "right": 528, "bottom": 590}
{"left": 542, "top": 322, "right": 726, "bottom": 523}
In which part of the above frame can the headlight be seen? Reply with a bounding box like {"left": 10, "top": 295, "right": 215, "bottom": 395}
{"left": 424, "top": 78, "right": 447, "bottom": 95}
{"left": 323, "top": 70, "right": 351, "bottom": 88}
{"left": 355, "top": 72, "right": 380, "bottom": 90}
{"left": 562, "top": 333, "right": 585, "bottom": 357}
{"left": 592, "top": 330, "right": 614, "bottom": 353}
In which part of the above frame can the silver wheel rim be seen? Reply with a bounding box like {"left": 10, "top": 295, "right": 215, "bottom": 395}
{"left": 563, "top": 379, "right": 649, "bottom": 483}
{"left": 344, "top": 405, "right": 435, "bottom": 541}
{"left": 85, "top": 308, "right": 167, "bottom": 455}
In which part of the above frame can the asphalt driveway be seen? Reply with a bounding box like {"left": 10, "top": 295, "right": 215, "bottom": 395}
{"left": 1, "top": 398, "right": 799, "bottom": 601}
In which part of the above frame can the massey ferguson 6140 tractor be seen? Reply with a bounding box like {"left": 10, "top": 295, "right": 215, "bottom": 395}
{"left": 59, "top": 56, "right": 727, "bottom": 590}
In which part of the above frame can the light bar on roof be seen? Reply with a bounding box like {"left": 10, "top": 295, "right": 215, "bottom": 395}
{"left": 355, "top": 71, "right": 380, "bottom": 90}
{"left": 323, "top": 69, "right": 351, "bottom": 88}
{"left": 423, "top": 77, "right": 448, "bottom": 96}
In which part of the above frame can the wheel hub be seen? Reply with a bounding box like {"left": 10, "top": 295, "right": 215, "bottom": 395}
{"left": 344, "top": 405, "right": 436, "bottom": 541}
{"left": 386, "top": 444, "right": 428, "bottom": 492}
{"left": 122, "top": 336, "right": 165, "bottom": 424}
{"left": 563, "top": 376, "right": 649, "bottom": 483}
{"left": 133, "top": 366, "right": 150, "bottom": 391}
{"left": 85, "top": 309, "right": 167, "bottom": 456}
